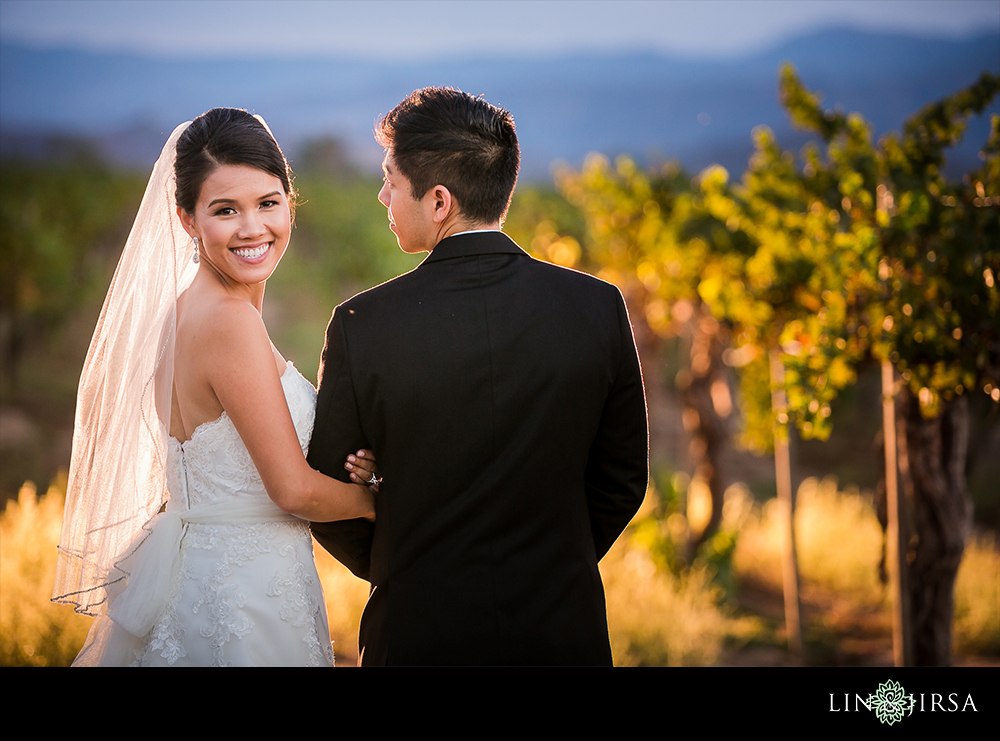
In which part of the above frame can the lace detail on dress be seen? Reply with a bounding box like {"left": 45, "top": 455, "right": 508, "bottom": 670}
{"left": 268, "top": 544, "right": 335, "bottom": 667}
{"left": 126, "top": 363, "right": 333, "bottom": 666}
{"left": 130, "top": 566, "right": 187, "bottom": 666}
{"left": 184, "top": 522, "right": 280, "bottom": 564}
{"left": 170, "top": 414, "right": 263, "bottom": 507}
{"left": 191, "top": 550, "right": 255, "bottom": 667}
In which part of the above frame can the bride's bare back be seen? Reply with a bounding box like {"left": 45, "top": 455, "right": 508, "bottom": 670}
{"left": 169, "top": 284, "right": 286, "bottom": 445}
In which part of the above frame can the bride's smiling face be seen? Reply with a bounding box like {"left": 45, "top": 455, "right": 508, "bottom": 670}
{"left": 179, "top": 163, "right": 291, "bottom": 286}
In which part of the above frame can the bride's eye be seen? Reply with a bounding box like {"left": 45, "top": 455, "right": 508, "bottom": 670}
{"left": 213, "top": 206, "right": 236, "bottom": 216}
{"left": 260, "top": 199, "right": 279, "bottom": 208}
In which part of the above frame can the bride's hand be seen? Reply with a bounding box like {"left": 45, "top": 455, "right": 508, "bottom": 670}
{"left": 345, "top": 450, "right": 379, "bottom": 492}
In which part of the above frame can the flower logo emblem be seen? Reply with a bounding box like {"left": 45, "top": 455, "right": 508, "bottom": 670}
{"left": 868, "top": 680, "right": 913, "bottom": 725}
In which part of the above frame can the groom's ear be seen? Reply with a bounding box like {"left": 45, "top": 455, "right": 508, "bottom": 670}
{"left": 427, "top": 184, "right": 456, "bottom": 224}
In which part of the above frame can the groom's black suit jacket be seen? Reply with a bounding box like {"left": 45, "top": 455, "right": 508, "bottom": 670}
{"left": 308, "top": 231, "right": 647, "bottom": 666}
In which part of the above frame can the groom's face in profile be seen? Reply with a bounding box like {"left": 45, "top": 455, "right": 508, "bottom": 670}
{"left": 378, "top": 153, "right": 434, "bottom": 254}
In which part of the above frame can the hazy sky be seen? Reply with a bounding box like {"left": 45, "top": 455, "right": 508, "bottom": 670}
{"left": 1, "top": 0, "right": 997, "bottom": 60}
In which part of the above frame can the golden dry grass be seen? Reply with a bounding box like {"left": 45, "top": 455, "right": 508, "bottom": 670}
{"left": 2, "top": 475, "right": 996, "bottom": 666}
{"left": 0, "top": 475, "right": 371, "bottom": 667}
{"left": 1, "top": 478, "right": 93, "bottom": 666}
{"left": 733, "top": 477, "right": 885, "bottom": 603}
{"left": 733, "top": 476, "right": 999, "bottom": 659}
{"left": 953, "top": 531, "right": 1000, "bottom": 656}
{"left": 601, "top": 540, "right": 737, "bottom": 666}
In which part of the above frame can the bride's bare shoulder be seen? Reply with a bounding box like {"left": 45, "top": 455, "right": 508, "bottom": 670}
{"left": 176, "top": 290, "right": 271, "bottom": 368}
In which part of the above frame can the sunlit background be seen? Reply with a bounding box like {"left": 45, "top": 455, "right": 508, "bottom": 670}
{"left": 1, "top": 0, "right": 998, "bottom": 668}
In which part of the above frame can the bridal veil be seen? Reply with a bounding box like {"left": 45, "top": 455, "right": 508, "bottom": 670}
{"left": 52, "top": 121, "right": 197, "bottom": 619}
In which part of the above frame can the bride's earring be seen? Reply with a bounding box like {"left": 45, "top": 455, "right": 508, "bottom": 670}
{"left": 192, "top": 236, "right": 200, "bottom": 264}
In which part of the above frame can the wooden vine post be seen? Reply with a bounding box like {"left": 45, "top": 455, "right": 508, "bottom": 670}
{"left": 881, "top": 359, "right": 913, "bottom": 666}
{"left": 769, "top": 348, "right": 803, "bottom": 658}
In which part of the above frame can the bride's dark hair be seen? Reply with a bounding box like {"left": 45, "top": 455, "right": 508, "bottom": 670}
{"left": 175, "top": 108, "right": 297, "bottom": 217}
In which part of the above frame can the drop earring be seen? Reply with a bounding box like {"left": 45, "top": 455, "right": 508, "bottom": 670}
{"left": 192, "top": 236, "right": 200, "bottom": 264}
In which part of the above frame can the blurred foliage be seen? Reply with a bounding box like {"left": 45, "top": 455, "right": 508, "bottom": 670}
{"left": 0, "top": 159, "right": 147, "bottom": 392}
{"left": 554, "top": 68, "right": 999, "bottom": 453}
{"left": 292, "top": 137, "right": 361, "bottom": 181}
{"left": 776, "top": 66, "right": 1000, "bottom": 418}
{"left": 630, "top": 468, "right": 690, "bottom": 574}
{"left": 289, "top": 174, "right": 422, "bottom": 302}
{"left": 503, "top": 184, "right": 588, "bottom": 268}
{"left": 629, "top": 468, "right": 747, "bottom": 600}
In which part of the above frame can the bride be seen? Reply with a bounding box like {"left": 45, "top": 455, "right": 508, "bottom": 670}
{"left": 52, "top": 108, "right": 377, "bottom": 666}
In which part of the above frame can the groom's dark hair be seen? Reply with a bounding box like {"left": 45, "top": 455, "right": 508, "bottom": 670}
{"left": 376, "top": 87, "right": 520, "bottom": 224}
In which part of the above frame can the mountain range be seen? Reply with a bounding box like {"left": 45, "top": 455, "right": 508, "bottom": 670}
{"left": 1, "top": 28, "right": 997, "bottom": 179}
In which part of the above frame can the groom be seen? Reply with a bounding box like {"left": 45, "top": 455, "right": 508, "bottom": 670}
{"left": 308, "top": 87, "right": 647, "bottom": 666}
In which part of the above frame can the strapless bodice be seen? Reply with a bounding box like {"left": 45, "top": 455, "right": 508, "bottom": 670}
{"left": 165, "top": 362, "right": 317, "bottom": 511}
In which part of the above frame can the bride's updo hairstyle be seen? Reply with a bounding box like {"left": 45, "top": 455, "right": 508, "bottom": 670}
{"left": 175, "top": 107, "right": 296, "bottom": 218}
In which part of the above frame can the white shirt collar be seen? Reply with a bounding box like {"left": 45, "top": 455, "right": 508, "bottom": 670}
{"left": 450, "top": 229, "right": 502, "bottom": 236}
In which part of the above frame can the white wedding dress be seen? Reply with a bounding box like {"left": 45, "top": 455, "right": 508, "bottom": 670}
{"left": 76, "top": 362, "right": 335, "bottom": 667}
{"left": 55, "top": 118, "right": 338, "bottom": 667}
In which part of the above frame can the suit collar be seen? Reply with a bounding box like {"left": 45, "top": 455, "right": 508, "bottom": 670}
{"left": 421, "top": 231, "right": 527, "bottom": 265}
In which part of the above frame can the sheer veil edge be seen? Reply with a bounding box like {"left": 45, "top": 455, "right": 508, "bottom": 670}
{"left": 51, "top": 121, "right": 197, "bottom": 620}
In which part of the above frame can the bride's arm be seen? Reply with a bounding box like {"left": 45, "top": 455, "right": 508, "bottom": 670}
{"left": 202, "top": 299, "right": 375, "bottom": 522}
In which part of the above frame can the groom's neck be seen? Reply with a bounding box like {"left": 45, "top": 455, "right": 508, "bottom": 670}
{"left": 432, "top": 218, "right": 501, "bottom": 249}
